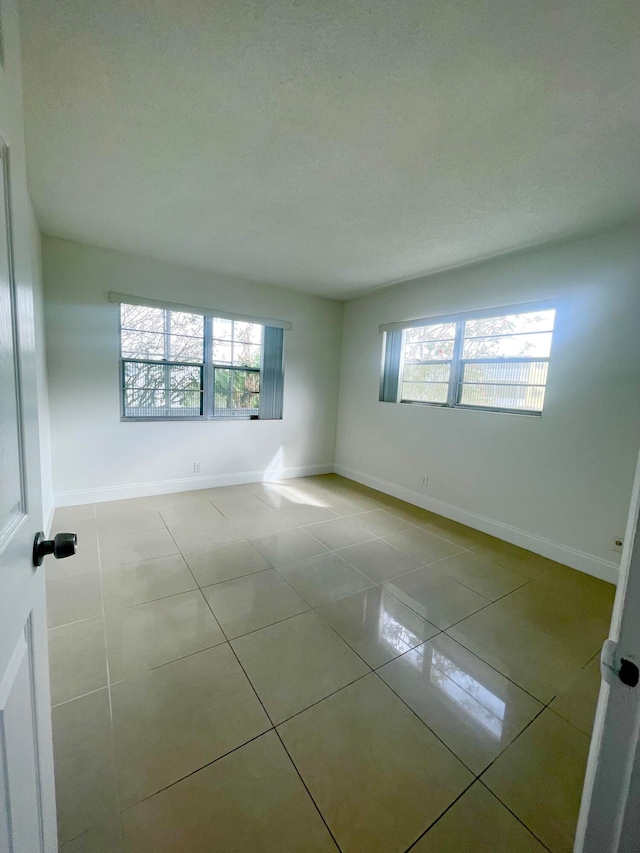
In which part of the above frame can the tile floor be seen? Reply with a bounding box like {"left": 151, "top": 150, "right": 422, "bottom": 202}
{"left": 46, "top": 475, "right": 615, "bottom": 852}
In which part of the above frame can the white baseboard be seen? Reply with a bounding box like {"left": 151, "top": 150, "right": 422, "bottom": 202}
{"left": 55, "top": 463, "right": 334, "bottom": 507}
{"left": 336, "top": 464, "right": 620, "bottom": 585}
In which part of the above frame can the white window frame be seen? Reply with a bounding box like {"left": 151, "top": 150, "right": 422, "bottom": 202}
{"left": 118, "top": 305, "right": 282, "bottom": 422}
{"left": 381, "top": 301, "right": 557, "bottom": 416}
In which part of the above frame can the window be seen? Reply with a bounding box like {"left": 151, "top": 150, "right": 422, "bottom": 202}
{"left": 381, "top": 306, "right": 556, "bottom": 415}
{"left": 119, "top": 302, "right": 284, "bottom": 420}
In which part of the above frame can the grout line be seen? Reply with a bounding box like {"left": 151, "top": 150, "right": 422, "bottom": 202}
{"left": 50, "top": 685, "right": 109, "bottom": 710}
{"left": 120, "top": 729, "right": 273, "bottom": 811}
{"left": 94, "top": 525, "right": 127, "bottom": 851}
{"left": 274, "top": 727, "right": 344, "bottom": 853}
{"left": 402, "top": 776, "right": 477, "bottom": 853}
{"left": 476, "top": 779, "right": 555, "bottom": 853}
{"left": 272, "top": 671, "right": 371, "bottom": 729}
{"left": 49, "top": 477, "right": 597, "bottom": 851}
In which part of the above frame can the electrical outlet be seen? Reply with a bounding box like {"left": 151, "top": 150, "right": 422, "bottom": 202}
{"left": 421, "top": 476, "right": 429, "bottom": 487}
{"left": 613, "top": 538, "right": 623, "bottom": 553}
{"left": 193, "top": 462, "right": 201, "bottom": 473}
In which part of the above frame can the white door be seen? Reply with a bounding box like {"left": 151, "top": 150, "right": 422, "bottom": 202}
{"left": 0, "top": 137, "right": 57, "bottom": 849}
{"left": 575, "top": 450, "right": 640, "bottom": 852}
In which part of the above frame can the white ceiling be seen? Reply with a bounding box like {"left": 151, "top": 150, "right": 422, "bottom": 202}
{"left": 18, "top": 0, "right": 640, "bottom": 299}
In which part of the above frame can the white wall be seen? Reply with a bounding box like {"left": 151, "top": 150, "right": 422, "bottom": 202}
{"left": 44, "top": 237, "right": 343, "bottom": 504}
{"left": 336, "top": 225, "right": 640, "bottom": 581}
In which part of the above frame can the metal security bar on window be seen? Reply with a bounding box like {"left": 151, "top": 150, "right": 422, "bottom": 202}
{"left": 382, "top": 305, "right": 556, "bottom": 416}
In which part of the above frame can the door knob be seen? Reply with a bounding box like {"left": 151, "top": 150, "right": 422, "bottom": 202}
{"left": 33, "top": 532, "right": 77, "bottom": 567}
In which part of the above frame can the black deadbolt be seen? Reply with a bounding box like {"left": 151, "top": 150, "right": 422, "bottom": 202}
{"left": 33, "top": 532, "right": 77, "bottom": 567}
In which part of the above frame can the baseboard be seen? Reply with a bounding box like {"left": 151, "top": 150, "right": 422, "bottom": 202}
{"left": 55, "top": 463, "right": 334, "bottom": 507}
{"left": 336, "top": 464, "right": 620, "bottom": 585}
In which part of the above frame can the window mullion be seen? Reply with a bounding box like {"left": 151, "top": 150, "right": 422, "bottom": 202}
{"left": 163, "top": 311, "right": 171, "bottom": 416}
{"left": 448, "top": 321, "right": 465, "bottom": 407}
{"left": 203, "top": 316, "right": 213, "bottom": 419}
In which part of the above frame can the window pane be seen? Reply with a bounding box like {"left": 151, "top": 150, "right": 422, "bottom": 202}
{"left": 404, "top": 339, "right": 455, "bottom": 362}
{"left": 401, "top": 382, "right": 449, "bottom": 404}
{"left": 462, "top": 332, "right": 552, "bottom": 359}
{"left": 123, "top": 361, "right": 202, "bottom": 417}
{"left": 214, "top": 368, "right": 260, "bottom": 416}
{"left": 120, "top": 304, "right": 165, "bottom": 333}
{"left": 232, "top": 342, "right": 261, "bottom": 367}
{"left": 462, "top": 361, "right": 548, "bottom": 385}
{"left": 403, "top": 363, "right": 451, "bottom": 383}
{"left": 213, "top": 317, "right": 233, "bottom": 340}
{"left": 458, "top": 383, "right": 546, "bottom": 411}
{"left": 169, "top": 311, "right": 204, "bottom": 338}
{"left": 168, "top": 333, "right": 203, "bottom": 362}
{"left": 405, "top": 323, "right": 456, "bottom": 343}
{"left": 233, "top": 321, "right": 262, "bottom": 345}
{"left": 121, "top": 329, "right": 166, "bottom": 360}
{"left": 121, "top": 304, "right": 204, "bottom": 362}
{"left": 465, "top": 310, "right": 555, "bottom": 337}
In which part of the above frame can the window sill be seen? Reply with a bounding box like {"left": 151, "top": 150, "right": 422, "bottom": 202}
{"left": 396, "top": 400, "right": 543, "bottom": 417}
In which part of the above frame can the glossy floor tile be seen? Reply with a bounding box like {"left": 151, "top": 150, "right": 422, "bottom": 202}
{"left": 278, "top": 551, "right": 372, "bottom": 607}
{"left": 52, "top": 689, "right": 119, "bottom": 845}
{"left": 158, "top": 501, "right": 225, "bottom": 528}
{"left": 378, "top": 634, "right": 543, "bottom": 774}
{"left": 417, "top": 515, "right": 495, "bottom": 550}
{"left": 483, "top": 709, "right": 591, "bottom": 853}
{"left": 279, "top": 674, "right": 473, "bottom": 853}
{"left": 96, "top": 508, "right": 166, "bottom": 538}
{"left": 304, "top": 517, "right": 377, "bottom": 550}
{"left": 316, "top": 586, "right": 439, "bottom": 668}
{"left": 471, "top": 537, "right": 557, "bottom": 579}
{"left": 250, "top": 526, "right": 329, "bottom": 566}
{"left": 385, "top": 569, "right": 490, "bottom": 630}
{"left": 202, "top": 568, "right": 310, "bottom": 638}
{"left": 49, "top": 616, "right": 108, "bottom": 705}
{"left": 183, "top": 538, "right": 270, "bottom": 586}
{"left": 347, "top": 509, "right": 416, "bottom": 537}
{"left": 54, "top": 504, "right": 96, "bottom": 522}
{"left": 337, "top": 538, "right": 422, "bottom": 583}
{"left": 101, "top": 554, "right": 197, "bottom": 609}
{"left": 233, "top": 611, "right": 369, "bottom": 723}
{"left": 228, "top": 505, "right": 295, "bottom": 538}
{"left": 496, "top": 578, "right": 611, "bottom": 657}
{"left": 447, "top": 601, "right": 593, "bottom": 703}
{"left": 167, "top": 518, "right": 242, "bottom": 551}
{"left": 59, "top": 819, "right": 124, "bottom": 853}
{"left": 111, "top": 645, "right": 270, "bottom": 808}
{"left": 412, "top": 781, "right": 547, "bottom": 852}
{"left": 47, "top": 572, "right": 103, "bottom": 628}
{"left": 100, "top": 528, "right": 180, "bottom": 569}
{"left": 46, "top": 475, "right": 615, "bottom": 852}
{"left": 105, "top": 589, "right": 226, "bottom": 681}
{"left": 384, "top": 527, "right": 464, "bottom": 565}
{"left": 121, "top": 732, "right": 338, "bottom": 852}
{"left": 427, "top": 550, "right": 527, "bottom": 600}
{"left": 550, "top": 655, "right": 602, "bottom": 736}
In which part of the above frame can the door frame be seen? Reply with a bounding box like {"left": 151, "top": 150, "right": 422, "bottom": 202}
{"left": 575, "top": 449, "right": 640, "bottom": 852}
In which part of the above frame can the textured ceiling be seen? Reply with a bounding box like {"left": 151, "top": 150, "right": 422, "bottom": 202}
{"left": 18, "top": 0, "right": 640, "bottom": 299}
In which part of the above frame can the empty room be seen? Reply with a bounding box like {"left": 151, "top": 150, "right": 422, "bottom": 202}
{"left": 1, "top": 0, "right": 640, "bottom": 851}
